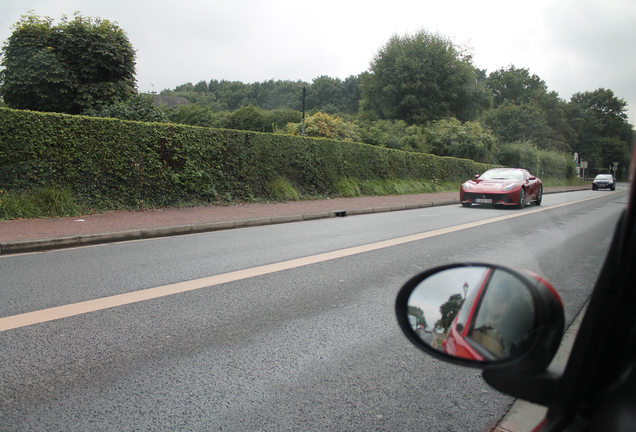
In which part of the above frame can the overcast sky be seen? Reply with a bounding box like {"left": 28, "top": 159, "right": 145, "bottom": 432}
{"left": 2, "top": 0, "right": 635, "bottom": 125}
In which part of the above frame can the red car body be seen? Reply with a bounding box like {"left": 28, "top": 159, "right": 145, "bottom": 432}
{"left": 442, "top": 268, "right": 491, "bottom": 361}
{"left": 460, "top": 168, "right": 543, "bottom": 208}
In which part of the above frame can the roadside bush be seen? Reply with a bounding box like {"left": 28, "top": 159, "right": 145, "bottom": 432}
{"left": 226, "top": 104, "right": 270, "bottom": 132}
{"left": 83, "top": 94, "right": 169, "bottom": 123}
{"left": 499, "top": 141, "right": 575, "bottom": 178}
{"left": 283, "top": 112, "right": 359, "bottom": 141}
{"left": 356, "top": 120, "right": 427, "bottom": 152}
{"left": 267, "top": 177, "right": 299, "bottom": 201}
{"left": 424, "top": 118, "right": 499, "bottom": 164}
{"left": 167, "top": 104, "right": 226, "bottom": 128}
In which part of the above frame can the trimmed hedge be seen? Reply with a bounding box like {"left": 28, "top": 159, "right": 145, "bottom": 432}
{"left": 0, "top": 108, "right": 496, "bottom": 209}
{"left": 498, "top": 141, "right": 576, "bottom": 179}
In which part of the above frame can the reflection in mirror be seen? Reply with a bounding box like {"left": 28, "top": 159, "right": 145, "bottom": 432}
{"left": 407, "top": 266, "right": 536, "bottom": 362}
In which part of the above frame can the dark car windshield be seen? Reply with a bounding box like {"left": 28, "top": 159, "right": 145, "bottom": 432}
{"left": 479, "top": 169, "right": 525, "bottom": 181}
{"left": 595, "top": 175, "right": 613, "bottom": 180}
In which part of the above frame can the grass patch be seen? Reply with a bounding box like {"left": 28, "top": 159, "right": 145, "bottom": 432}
{"left": 268, "top": 177, "right": 300, "bottom": 201}
{"left": 335, "top": 178, "right": 453, "bottom": 198}
{"left": 0, "top": 186, "right": 83, "bottom": 220}
{"left": 541, "top": 177, "right": 585, "bottom": 187}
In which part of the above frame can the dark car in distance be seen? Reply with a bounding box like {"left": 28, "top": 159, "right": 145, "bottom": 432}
{"left": 592, "top": 174, "right": 616, "bottom": 190}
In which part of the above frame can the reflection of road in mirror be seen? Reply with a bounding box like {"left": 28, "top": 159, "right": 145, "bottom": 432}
{"left": 421, "top": 331, "right": 433, "bottom": 345}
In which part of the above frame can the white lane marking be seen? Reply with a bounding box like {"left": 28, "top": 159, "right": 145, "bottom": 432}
{"left": 0, "top": 193, "right": 614, "bottom": 332}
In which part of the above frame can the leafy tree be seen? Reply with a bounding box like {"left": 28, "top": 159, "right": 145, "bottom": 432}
{"left": 84, "top": 93, "right": 168, "bottom": 123}
{"left": 570, "top": 89, "right": 631, "bottom": 139}
{"left": 215, "top": 80, "right": 251, "bottom": 110}
{"left": 360, "top": 30, "right": 489, "bottom": 124}
{"left": 226, "top": 104, "right": 269, "bottom": 132}
{"left": 304, "top": 75, "right": 362, "bottom": 115}
{"left": 485, "top": 66, "right": 548, "bottom": 108}
{"left": 167, "top": 104, "right": 225, "bottom": 128}
{"left": 306, "top": 76, "right": 342, "bottom": 114}
{"left": 225, "top": 105, "right": 301, "bottom": 133}
{"left": 264, "top": 108, "right": 302, "bottom": 132}
{"left": 425, "top": 118, "right": 498, "bottom": 164}
{"left": 246, "top": 79, "right": 305, "bottom": 111}
{"left": 408, "top": 306, "right": 427, "bottom": 329}
{"left": 533, "top": 91, "right": 576, "bottom": 152}
{"left": 193, "top": 80, "right": 208, "bottom": 93}
{"left": 484, "top": 66, "right": 574, "bottom": 152}
{"left": 342, "top": 75, "right": 362, "bottom": 115}
{"left": 163, "top": 77, "right": 362, "bottom": 116}
{"left": 283, "top": 112, "right": 359, "bottom": 141}
{"left": 484, "top": 101, "right": 551, "bottom": 146}
{"left": 356, "top": 119, "right": 426, "bottom": 152}
{"left": 568, "top": 89, "right": 632, "bottom": 177}
{"left": 436, "top": 294, "right": 464, "bottom": 332}
{"left": 0, "top": 12, "right": 136, "bottom": 114}
{"left": 173, "top": 82, "right": 194, "bottom": 92}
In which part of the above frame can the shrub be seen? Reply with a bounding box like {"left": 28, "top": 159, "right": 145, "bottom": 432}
{"left": 268, "top": 177, "right": 299, "bottom": 201}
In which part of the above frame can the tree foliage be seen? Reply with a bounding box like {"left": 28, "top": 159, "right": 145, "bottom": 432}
{"left": 485, "top": 65, "right": 548, "bottom": 108}
{"left": 84, "top": 93, "right": 168, "bottom": 123}
{"left": 436, "top": 294, "right": 464, "bottom": 331}
{"left": 283, "top": 112, "right": 358, "bottom": 141}
{"left": 356, "top": 119, "right": 426, "bottom": 152}
{"left": 360, "top": 30, "right": 489, "bottom": 124}
{"left": 425, "top": 118, "right": 499, "bottom": 164}
{"left": 408, "top": 306, "right": 427, "bottom": 329}
{"left": 167, "top": 104, "right": 225, "bottom": 128}
{"left": 163, "top": 76, "right": 361, "bottom": 116}
{"left": 0, "top": 12, "right": 136, "bottom": 114}
{"left": 484, "top": 66, "right": 575, "bottom": 153}
{"left": 568, "top": 88, "right": 632, "bottom": 177}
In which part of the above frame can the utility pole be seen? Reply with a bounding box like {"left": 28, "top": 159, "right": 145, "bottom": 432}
{"left": 302, "top": 86, "right": 306, "bottom": 137}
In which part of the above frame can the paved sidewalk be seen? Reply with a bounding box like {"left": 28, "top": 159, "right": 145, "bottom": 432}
{"left": 0, "top": 186, "right": 588, "bottom": 255}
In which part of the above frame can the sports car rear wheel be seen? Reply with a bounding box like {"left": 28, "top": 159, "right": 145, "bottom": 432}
{"left": 517, "top": 188, "right": 526, "bottom": 209}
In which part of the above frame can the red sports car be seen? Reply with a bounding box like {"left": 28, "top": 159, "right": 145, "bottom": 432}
{"left": 460, "top": 168, "right": 543, "bottom": 208}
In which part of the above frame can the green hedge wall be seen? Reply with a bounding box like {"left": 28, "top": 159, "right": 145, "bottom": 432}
{"left": 0, "top": 108, "right": 495, "bottom": 208}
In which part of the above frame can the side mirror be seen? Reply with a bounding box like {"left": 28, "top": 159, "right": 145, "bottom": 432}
{"left": 395, "top": 263, "right": 564, "bottom": 371}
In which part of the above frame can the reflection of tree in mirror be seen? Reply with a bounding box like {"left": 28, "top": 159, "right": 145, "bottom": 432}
{"left": 407, "top": 306, "right": 427, "bottom": 330}
{"left": 436, "top": 294, "right": 464, "bottom": 331}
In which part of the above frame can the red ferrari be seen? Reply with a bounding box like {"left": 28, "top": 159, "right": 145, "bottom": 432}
{"left": 460, "top": 168, "right": 543, "bottom": 208}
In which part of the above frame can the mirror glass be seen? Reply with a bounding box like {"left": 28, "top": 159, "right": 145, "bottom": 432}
{"left": 406, "top": 266, "right": 536, "bottom": 361}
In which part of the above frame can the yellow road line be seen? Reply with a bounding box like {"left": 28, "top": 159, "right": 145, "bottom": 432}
{"left": 0, "top": 194, "right": 610, "bottom": 332}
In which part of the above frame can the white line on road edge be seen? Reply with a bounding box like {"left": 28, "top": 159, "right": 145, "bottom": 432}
{"left": 0, "top": 194, "right": 609, "bottom": 332}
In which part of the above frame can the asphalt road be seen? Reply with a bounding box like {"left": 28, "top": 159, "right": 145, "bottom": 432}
{"left": 0, "top": 188, "right": 628, "bottom": 431}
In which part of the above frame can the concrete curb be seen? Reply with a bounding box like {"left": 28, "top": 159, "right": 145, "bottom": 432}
{"left": 0, "top": 186, "right": 591, "bottom": 256}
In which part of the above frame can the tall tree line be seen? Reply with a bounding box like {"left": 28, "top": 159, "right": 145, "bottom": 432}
{"left": 164, "top": 75, "right": 361, "bottom": 115}
{"left": 162, "top": 50, "right": 632, "bottom": 177}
